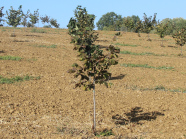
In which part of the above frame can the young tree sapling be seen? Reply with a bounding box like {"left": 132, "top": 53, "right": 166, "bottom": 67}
{"left": 6, "top": 5, "right": 23, "bottom": 36}
{"left": 67, "top": 5, "right": 120, "bottom": 135}
{"left": 156, "top": 21, "right": 169, "bottom": 46}
{"left": 172, "top": 27, "right": 186, "bottom": 55}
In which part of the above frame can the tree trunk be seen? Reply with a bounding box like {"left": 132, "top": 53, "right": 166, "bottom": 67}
{"left": 92, "top": 78, "right": 96, "bottom": 135}
{"left": 147, "top": 33, "right": 151, "bottom": 41}
{"left": 161, "top": 38, "right": 163, "bottom": 46}
{"left": 148, "top": 33, "right": 149, "bottom": 40}
{"left": 138, "top": 31, "right": 141, "bottom": 37}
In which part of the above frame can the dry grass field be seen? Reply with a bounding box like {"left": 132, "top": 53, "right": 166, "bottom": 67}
{"left": 0, "top": 27, "right": 186, "bottom": 138}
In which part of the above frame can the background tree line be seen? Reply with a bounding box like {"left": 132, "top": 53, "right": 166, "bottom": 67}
{"left": 1, "top": 5, "right": 185, "bottom": 34}
{"left": 0, "top": 5, "right": 60, "bottom": 28}
{"left": 96, "top": 12, "right": 186, "bottom": 35}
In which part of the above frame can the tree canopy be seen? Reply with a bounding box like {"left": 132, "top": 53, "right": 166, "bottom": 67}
{"left": 21, "top": 10, "right": 30, "bottom": 27}
{"left": 161, "top": 18, "right": 186, "bottom": 35}
{"left": 0, "top": 6, "right": 4, "bottom": 26}
{"left": 6, "top": 5, "right": 23, "bottom": 28}
{"left": 50, "top": 18, "right": 60, "bottom": 28}
{"left": 40, "top": 15, "right": 50, "bottom": 25}
{"left": 29, "top": 9, "right": 39, "bottom": 26}
{"left": 96, "top": 12, "right": 122, "bottom": 31}
{"left": 141, "top": 13, "right": 157, "bottom": 34}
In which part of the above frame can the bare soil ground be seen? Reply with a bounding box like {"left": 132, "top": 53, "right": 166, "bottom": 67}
{"left": 0, "top": 27, "right": 186, "bottom": 139}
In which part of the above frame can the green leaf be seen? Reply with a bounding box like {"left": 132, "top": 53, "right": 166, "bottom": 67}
{"left": 72, "top": 63, "right": 78, "bottom": 67}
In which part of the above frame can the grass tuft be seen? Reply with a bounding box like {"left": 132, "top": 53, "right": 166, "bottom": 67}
{"left": 96, "top": 129, "right": 114, "bottom": 137}
{"left": 154, "top": 85, "right": 166, "bottom": 91}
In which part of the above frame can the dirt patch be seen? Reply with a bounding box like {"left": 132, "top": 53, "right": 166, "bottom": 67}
{"left": 0, "top": 27, "right": 186, "bottom": 138}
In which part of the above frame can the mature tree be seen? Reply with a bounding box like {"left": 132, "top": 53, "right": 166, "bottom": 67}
{"left": 172, "top": 27, "right": 186, "bottom": 55}
{"left": 102, "top": 25, "right": 115, "bottom": 31}
{"left": 0, "top": 6, "right": 5, "bottom": 26}
{"left": 141, "top": 13, "right": 157, "bottom": 41}
{"left": 50, "top": 18, "right": 60, "bottom": 28}
{"left": 131, "top": 15, "right": 141, "bottom": 25}
{"left": 123, "top": 15, "right": 141, "bottom": 32}
{"left": 156, "top": 21, "right": 169, "bottom": 46}
{"left": 96, "top": 12, "right": 122, "bottom": 31}
{"left": 29, "top": 9, "right": 39, "bottom": 27}
{"left": 113, "top": 17, "right": 123, "bottom": 31}
{"left": 160, "top": 18, "right": 186, "bottom": 35}
{"left": 172, "top": 18, "right": 186, "bottom": 30}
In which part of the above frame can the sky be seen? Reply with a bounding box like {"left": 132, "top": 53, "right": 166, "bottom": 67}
{"left": 1, "top": 0, "right": 186, "bottom": 29}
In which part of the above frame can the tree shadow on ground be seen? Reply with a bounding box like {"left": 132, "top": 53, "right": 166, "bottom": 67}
{"left": 110, "top": 74, "right": 126, "bottom": 80}
{"left": 112, "top": 107, "right": 164, "bottom": 125}
{"left": 98, "top": 45, "right": 108, "bottom": 49}
{"left": 96, "top": 39, "right": 108, "bottom": 42}
{"left": 13, "top": 40, "right": 30, "bottom": 42}
{"left": 24, "top": 35, "right": 41, "bottom": 37}
{"left": 168, "top": 45, "right": 177, "bottom": 48}
{"left": 0, "top": 50, "right": 5, "bottom": 53}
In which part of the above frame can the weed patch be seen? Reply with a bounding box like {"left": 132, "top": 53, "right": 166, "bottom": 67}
{"left": 154, "top": 85, "right": 166, "bottom": 91}
{"left": 0, "top": 75, "right": 40, "bottom": 84}
{"left": 170, "top": 89, "right": 186, "bottom": 93}
{"left": 31, "top": 28, "right": 47, "bottom": 33}
{"left": 27, "top": 58, "right": 37, "bottom": 62}
{"left": 120, "top": 63, "right": 174, "bottom": 70}
{"left": 33, "top": 44, "right": 57, "bottom": 48}
{"left": 1, "top": 29, "right": 6, "bottom": 32}
{"left": 126, "top": 84, "right": 186, "bottom": 93}
{"left": 56, "top": 126, "right": 86, "bottom": 136}
{"left": 114, "top": 43, "right": 137, "bottom": 47}
{"left": 120, "top": 50, "right": 166, "bottom": 56}
{"left": 0, "top": 56, "right": 22, "bottom": 61}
